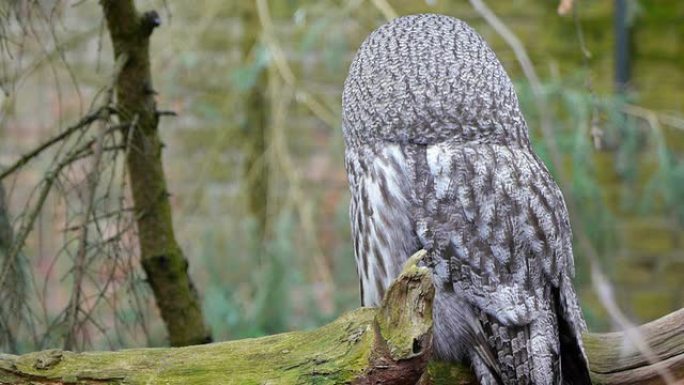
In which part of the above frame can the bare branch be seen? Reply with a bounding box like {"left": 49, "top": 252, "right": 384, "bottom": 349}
{"left": 255, "top": 0, "right": 338, "bottom": 128}
{"left": 0, "top": 138, "right": 97, "bottom": 295}
{"left": 624, "top": 104, "right": 684, "bottom": 132}
{"left": 64, "top": 53, "right": 128, "bottom": 351}
{"left": 370, "top": 0, "right": 398, "bottom": 21}
{"left": 0, "top": 110, "right": 105, "bottom": 181}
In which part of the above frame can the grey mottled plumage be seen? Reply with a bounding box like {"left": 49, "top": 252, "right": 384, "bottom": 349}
{"left": 342, "top": 14, "right": 590, "bottom": 384}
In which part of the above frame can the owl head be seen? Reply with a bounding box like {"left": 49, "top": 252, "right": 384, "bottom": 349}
{"left": 342, "top": 14, "right": 529, "bottom": 147}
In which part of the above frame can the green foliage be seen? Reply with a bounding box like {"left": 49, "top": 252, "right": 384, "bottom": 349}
{"left": 199, "top": 207, "right": 357, "bottom": 340}
{"left": 515, "top": 74, "right": 684, "bottom": 328}
{"left": 231, "top": 44, "right": 270, "bottom": 92}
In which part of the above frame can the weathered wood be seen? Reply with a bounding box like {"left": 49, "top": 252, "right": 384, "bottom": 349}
{"left": 584, "top": 308, "right": 684, "bottom": 384}
{"left": 0, "top": 251, "right": 681, "bottom": 384}
{"left": 0, "top": 253, "right": 435, "bottom": 385}
{"left": 419, "top": 309, "right": 684, "bottom": 385}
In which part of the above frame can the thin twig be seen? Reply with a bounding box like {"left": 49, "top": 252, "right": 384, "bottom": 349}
{"left": 266, "top": 55, "right": 335, "bottom": 304}
{"left": 0, "top": 53, "right": 127, "bottom": 328}
{"left": 468, "top": 0, "right": 557, "bottom": 163}
{"left": 572, "top": 3, "right": 602, "bottom": 150}
{"left": 63, "top": 118, "right": 110, "bottom": 349}
{"left": 369, "top": 0, "right": 398, "bottom": 21}
{"left": 64, "top": 54, "right": 128, "bottom": 350}
{"left": 0, "top": 108, "right": 106, "bottom": 181}
{"left": 0, "top": 140, "right": 95, "bottom": 293}
{"left": 624, "top": 104, "right": 684, "bottom": 132}
{"left": 255, "top": 0, "right": 338, "bottom": 128}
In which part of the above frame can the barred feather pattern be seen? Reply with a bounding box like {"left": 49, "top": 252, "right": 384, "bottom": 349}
{"left": 342, "top": 14, "right": 590, "bottom": 384}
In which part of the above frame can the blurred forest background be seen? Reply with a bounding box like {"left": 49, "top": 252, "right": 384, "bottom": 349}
{"left": 0, "top": 0, "right": 683, "bottom": 354}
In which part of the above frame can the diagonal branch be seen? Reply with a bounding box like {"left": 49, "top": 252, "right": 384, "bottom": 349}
{"left": 100, "top": 0, "right": 211, "bottom": 347}
{"left": 0, "top": 109, "right": 106, "bottom": 181}
{"left": 63, "top": 55, "right": 129, "bottom": 351}
{"left": 0, "top": 137, "right": 100, "bottom": 296}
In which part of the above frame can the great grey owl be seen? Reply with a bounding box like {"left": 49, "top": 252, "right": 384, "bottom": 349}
{"left": 342, "top": 14, "right": 591, "bottom": 384}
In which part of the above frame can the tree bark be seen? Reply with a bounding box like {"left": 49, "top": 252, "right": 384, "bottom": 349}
{"left": 0, "top": 183, "right": 13, "bottom": 273}
{"left": 419, "top": 307, "right": 684, "bottom": 384}
{"left": 583, "top": 309, "right": 684, "bottom": 384}
{"left": 0, "top": 183, "right": 23, "bottom": 354}
{"left": 241, "top": 2, "right": 270, "bottom": 245}
{"left": 0, "top": 251, "right": 682, "bottom": 384}
{"left": 100, "top": 0, "right": 211, "bottom": 347}
{"left": 0, "top": 254, "right": 435, "bottom": 385}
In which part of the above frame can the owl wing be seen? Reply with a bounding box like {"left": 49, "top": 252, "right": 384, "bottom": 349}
{"left": 414, "top": 141, "right": 589, "bottom": 383}
{"left": 346, "top": 142, "right": 421, "bottom": 307}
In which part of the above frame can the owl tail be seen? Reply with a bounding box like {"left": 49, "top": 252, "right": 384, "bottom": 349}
{"left": 554, "top": 287, "right": 592, "bottom": 385}
{"left": 464, "top": 313, "right": 505, "bottom": 385}
{"left": 477, "top": 312, "right": 538, "bottom": 384}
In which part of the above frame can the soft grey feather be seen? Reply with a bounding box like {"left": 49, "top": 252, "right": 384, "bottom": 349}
{"left": 342, "top": 14, "right": 590, "bottom": 384}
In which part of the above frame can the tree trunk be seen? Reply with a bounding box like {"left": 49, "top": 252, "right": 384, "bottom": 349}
{"left": 0, "top": 251, "right": 682, "bottom": 384}
{"left": 0, "top": 184, "right": 12, "bottom": 254}
{"left": 0, "top": 183, "right": 24, "bottom": 354}
{"left": 241, "top": 2, "right": 270, "bottom": 245}
{"left": 100, "top": 0, "right": 211, "bottom": 347}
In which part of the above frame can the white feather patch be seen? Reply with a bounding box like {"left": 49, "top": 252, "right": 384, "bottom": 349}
{"left": 426, "top": 143, "right": 453, "bottom": 199}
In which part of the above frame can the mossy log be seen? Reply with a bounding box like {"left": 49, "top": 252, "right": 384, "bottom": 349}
{"left": 0, "top": 254, "right": 435, "bottom": 385}
{"left": 0, "top": 252, "right": 682, "bottom": 384}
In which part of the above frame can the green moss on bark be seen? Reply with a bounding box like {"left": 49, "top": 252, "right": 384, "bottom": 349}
{"left": 0, "top": 257, "right": 437, "bottom": 385}
{"left": 100, "top": 0, "right": 211, "bottom": 347}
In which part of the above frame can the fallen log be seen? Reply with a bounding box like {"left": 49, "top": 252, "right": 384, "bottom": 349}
{"left": 0, "top": 251, "right": 682, "bottom": 384}
{"left": 0, "top": 253, "right": 435, "bottom": 385}
{"left": 583, "top": 308, "right": 684, "bottom": 384}
{"left": 419, "top": 311, "right": 684, "bottom": 384}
